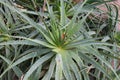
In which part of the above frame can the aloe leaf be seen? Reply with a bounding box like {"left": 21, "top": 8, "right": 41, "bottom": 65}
{"left": 79, "top": 52, "right": 112, "bottom": 80}
{"left": 84, "top": 46, "right": 120, "bottom": 80}
{"left": 0, "top": 52, "right": 38, "bottom": 78}
{"left": 0, "top": 54, "right": 23, "bottom": 78}
{"left": 55, "top": 54, "right": 63, "bottom": 80}
{"left": 62, "top": 53, "right": 73, "bottom": 80}
{"left": 42, "top": 57, "right": 55, "bottom": 80}
{"left": 0, "top": 40, "right": 39, "bottom": 46}
{"left": 23, "top": 52, "right": 54, "bottom": 80}
{"left": 67, "top": 10, "right": 93, "bottom": 38}
{"left": 0, "top": 1, "right": 55, "bottom": 46}
{"left": 70, "top": 51, "right": 90, "bottom": 80}
{"left": 10, "top": 36, "right": 56, "bottom": 48}
{"left": 29, "top": 65, "right": 42, "bottom": 80}
{"left": 69, "top": 58, "right": 82, "bottom": 80}
{"left": 60, "top": 0, "right": 66, "bottom": 26}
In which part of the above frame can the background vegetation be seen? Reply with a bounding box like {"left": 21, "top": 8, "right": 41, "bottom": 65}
{"left": 0, "top": 0, "right": 120, "bottom": 80}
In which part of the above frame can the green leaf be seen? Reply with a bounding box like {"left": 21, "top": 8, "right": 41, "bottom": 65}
{"left": 83, "top": 46, "right": 120, "bottom": 80}
{"left": 0, "top": 40, "right": 39, "bottom": 46}
{"left": 0, "top": 1, "right": 55, "bottom": 46}
{"left": 79, "top": 51, "right": 112, "bottom": 79}
{"left": 67, "top": 10, "right": 93, "bottom": 38}
{"left": 10, "top": 36, "right": 56, "bottom": 48}
{"left": 23, "top": 52, "right": 54, "bottom": 80}
{"left": 60, "top": 0, "right": 66, "bottom": 26}
{"left": 69, "top": 58, "right": 82, "bottom": 80}
{"left": 70, "top": 51, "right": 90, "bottom": 80}
{"left": 0, "top": 55, "right": 23, "bottom": 78}
{"left": 0, "top": 52, "right": 38, "bottom": 78}
{"left": 62, "top": 53, "right": 73, "bottom": 80}
{"left": 55, "top": 54, "right": 63, "bottom": 80}
{"left": 42, "top": 57, "right": 55, "bottom": 80}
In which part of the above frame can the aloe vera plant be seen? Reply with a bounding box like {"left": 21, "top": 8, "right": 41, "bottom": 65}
{"left": 0, "top": 0, "right": 120, "bottom": 80}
